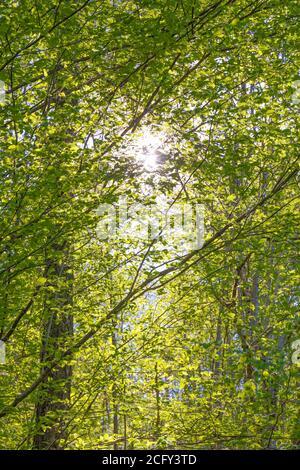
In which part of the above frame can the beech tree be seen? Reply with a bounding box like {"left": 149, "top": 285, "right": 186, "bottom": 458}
{"left": 0, "top": 0, "right": 299, "bottom": 449}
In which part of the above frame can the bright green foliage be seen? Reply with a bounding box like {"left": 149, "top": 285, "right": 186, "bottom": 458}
{"left": 0, "top": 0, "right": 299, "bottom": 449}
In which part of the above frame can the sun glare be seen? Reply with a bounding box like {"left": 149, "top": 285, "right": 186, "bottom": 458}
{"left": 133, "top": 128, "right": 165, "bottom": 171}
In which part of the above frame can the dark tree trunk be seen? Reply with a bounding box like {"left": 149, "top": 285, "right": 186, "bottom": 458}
{"left": 33, "top": 240, "right": 73, "bottom": 449}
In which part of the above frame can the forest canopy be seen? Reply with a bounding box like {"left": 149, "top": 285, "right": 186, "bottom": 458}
{"left": 0, "top": 0, "right": 299, "bottom": 450}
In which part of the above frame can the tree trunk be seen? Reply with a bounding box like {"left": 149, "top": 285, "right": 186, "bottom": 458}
{"left": 33, "top": 240, "right": 73, "bottom": 449}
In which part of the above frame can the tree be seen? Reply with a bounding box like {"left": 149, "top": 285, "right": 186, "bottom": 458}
{"left": 0, "top": 0, "right": 299, "bottom": 450}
